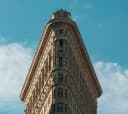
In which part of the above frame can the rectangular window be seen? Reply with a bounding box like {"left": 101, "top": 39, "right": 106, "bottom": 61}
{"left": 59, "top": 39, "right": 64, "bottom": 52}
{"left": 53, "top": 76, "right": 56, "bottom": 83}
{"left": 65, "top": 89, "right": 67, "bottom": 98}
{"left": 65, "top": 75, "right": 67, "bottom": 83}
{"left": 53, "top": 89, "right": 56, "bottom": 98}
{"left": 59, "top": 57, "right": 63, "bottom": 67}
{"left": 52, "top": 104, "right": 55, "bottom": 112}
{"left": 65, "top": 104, "right": 67, "bottom": 112}
{"left": 58, "top": 88, "right": 63, "bottom": 97}
{"left": 58, "top": 29, "right": 64, "bottom": 34}
{"left": 57, "top": 103, "right": 63, "bottom": 112}
{"left": 58, "top": 74, "right": 63, "bottom": 83}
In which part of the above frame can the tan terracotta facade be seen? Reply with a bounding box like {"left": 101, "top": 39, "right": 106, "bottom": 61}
{"left": 20, "top": 10, "right": 102, "bottom": 114}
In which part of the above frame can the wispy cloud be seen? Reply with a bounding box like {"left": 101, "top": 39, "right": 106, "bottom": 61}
{"left": 94, "top": 61, "right": 128, "bottom": 114}
{"left": 83, "top": 3, "right": 93, "bottom": 9}
{"left": 72, "top": 0, "right": 93, "bottom": 9}
{"left": 0, "top": 42, "right": 33, "bottom": 113}
{"left": 73, "top": 15, "right": 80, "bottom": 21}
{"left": 0, "top": 36, "right": 6, "bottom": 43}
{"left": 97, "top": 23, "right": 103, "bottom": 29}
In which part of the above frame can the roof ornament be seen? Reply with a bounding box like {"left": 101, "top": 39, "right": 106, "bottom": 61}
{"left": 52, "top": 9, "right": 71, "bottom": 19}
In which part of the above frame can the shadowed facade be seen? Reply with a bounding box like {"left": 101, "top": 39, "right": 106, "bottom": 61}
{"left": 20, "top": 9, "right": 102, "bottom": 114}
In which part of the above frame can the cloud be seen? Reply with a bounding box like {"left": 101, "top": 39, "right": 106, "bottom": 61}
{"left": 73, "top": 16, "right": 80, "bottom": 21}
{"left": 97, "top": 23, "right": 103, "bottom": 29}
{"left": 0, "top": 36, "right": 6, "bottom": 43}
{"left": 0, "top": 42, "right": 33, "bottom": 113}
{"left": 72, "top": 0, "right": 93, "bottom": 9}
{"left": 83, "top": 3, "right": 93, "bottom": 9}
{"left": 0, "top": 41, "right": 128, "bottom": 114}
{"left": 94, "top": 61, "right": 128, "bottom": 114}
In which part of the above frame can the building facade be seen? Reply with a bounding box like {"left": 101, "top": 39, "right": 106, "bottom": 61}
{"left": 20, "top": 10, "right": 102, "bottom": 114}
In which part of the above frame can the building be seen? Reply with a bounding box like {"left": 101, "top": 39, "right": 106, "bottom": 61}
{"left": 20, "top": 9, "right": 102, "bottom": 114}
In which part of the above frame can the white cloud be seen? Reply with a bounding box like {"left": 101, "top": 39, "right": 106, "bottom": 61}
{"left": 0, "top": 41, "right": 128, "bottom": 114}
{"left": 0, "top": 42, "right": 33, "bottom": 113}
{"left": 94, "top": 61, "right": 128, "bottom": 113}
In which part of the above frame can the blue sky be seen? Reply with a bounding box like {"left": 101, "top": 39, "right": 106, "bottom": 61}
{"left": 0, "top": 0, "right": 128, "bottom": 114}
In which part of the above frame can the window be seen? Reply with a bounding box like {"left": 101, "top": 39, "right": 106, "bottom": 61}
{"left": 65, "top": 75, "right": 67, "bottom": 83}
{"left": 65, "top": 89, "right": 67, "bottom": 98}
{"left": 59, "top": 57, "right": 63, "bottom": 67}
{"left": 57, "top": 103, "right": 63, "bottom": 112}
{"left": 58, "top": 29, "right": 64, "bottom": 34}
{"left": 59, "top": 39, "right": 64, "bottom": 52}
{"left": 52, "top": 104, "right": 55, "bottom": 112}
{"left": 58, "top": 74, "right": 63, "bottom": 83}
{"left": 58, "top": 87, "right": 63, "bottom": 97}
{"left": 53, "top": 89, "right": 56, "bottom": 98}
{"left": 65, "top": 104, "right": 67, "bottom": 112}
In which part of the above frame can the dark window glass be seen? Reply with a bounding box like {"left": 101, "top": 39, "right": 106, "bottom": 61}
{"left": 53, "top": 76, "right": 57, "bottom": 82}
{"left": 65, "top": 104, "right": 67, "bottom": 112}
{"left": 54, "top": 89, "right": 56, "bottom": 98}
{"left": 57, "top": 103, "right": 63, "bottom": 112}
{"left": 52, "top": 104, "right": 55, "bottom": 112}
{"left": 65, "top": 75, "right": 67, "bottom": 83}
{"left": 59, "top": 57, "right": 63, "bottom": 67}
{"left": 65, "top": 89, "right": 67, "bottom": 98}
{"left": 59, "top": 39, "right": 63, "bottom": 47}
{"left": 58, "top": 74, "right": 63, "bottom": 83}
{"left": 58, "top": 29, "right": 64, "bottom": 34}
{"left": 59, "top": 39, "right": 64, "bottom": 52}
{"left": 58, "top": 87, "right": 63, "bottom": 97}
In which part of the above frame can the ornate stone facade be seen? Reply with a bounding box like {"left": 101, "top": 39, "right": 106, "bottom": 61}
{"left": 20, "top": 9, "right": 102, "bottom": 114}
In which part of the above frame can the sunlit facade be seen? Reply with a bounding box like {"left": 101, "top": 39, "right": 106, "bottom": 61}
{"left": 20, "top": 9, "right": 102, "bottom": 114}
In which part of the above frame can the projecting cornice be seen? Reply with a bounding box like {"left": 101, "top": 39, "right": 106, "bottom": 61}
{"left": 20, "top": 15, "right": 102, "bottom": 101}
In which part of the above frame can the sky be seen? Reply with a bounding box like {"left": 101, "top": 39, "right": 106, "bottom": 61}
{"left": 0, "top": 0, "right": 128, "bottom": 114}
